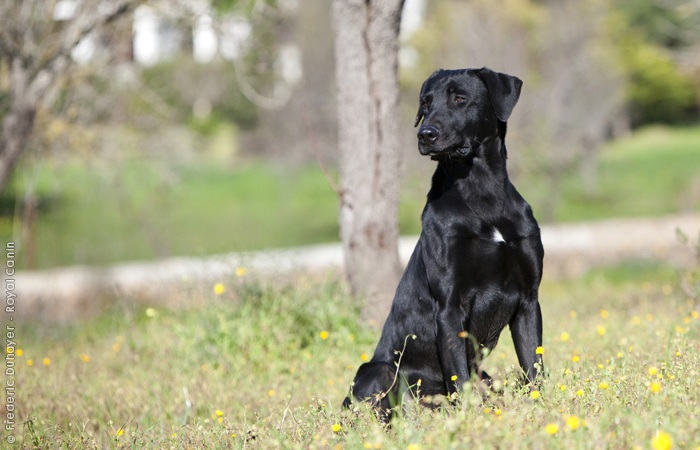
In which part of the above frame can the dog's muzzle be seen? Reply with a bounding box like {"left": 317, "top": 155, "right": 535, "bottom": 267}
{"left": 417, "top": 125, "right": 472, "bottom": 159}
{"left": 417, "top": 125, "right": 440, "bottom": 145}
{"left": 417, "top": 125, "right": 441, "bottom": 156}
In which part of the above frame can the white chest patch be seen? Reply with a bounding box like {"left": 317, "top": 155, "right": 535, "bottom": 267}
{"left": 491, "top": 227, "right": 506, "bottom": 243}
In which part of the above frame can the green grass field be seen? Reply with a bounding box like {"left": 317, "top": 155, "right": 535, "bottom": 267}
{"left": 10, "top": 260, "right": 700, "bottom": 448}
{"left": 2, "top": 125, "right": 699, "bottom": 269}
{"left": 7, "top": 126, "right": 700, "bottom": 447}
{"left": 554, "top": 126, "right": 700, "bottom": 221}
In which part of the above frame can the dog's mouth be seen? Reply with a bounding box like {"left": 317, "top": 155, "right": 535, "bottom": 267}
{"left": 419, "top": 144, "right": 472, "bottom": 160}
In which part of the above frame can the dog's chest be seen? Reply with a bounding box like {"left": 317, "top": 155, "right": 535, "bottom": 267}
{"left": 449, "top": 223, "right": 533, "bottom": 284}
{"left": 490, "top": 226, "right": 506, "bottom": 244}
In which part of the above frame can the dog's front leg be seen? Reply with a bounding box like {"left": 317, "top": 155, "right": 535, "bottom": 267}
{"left": 435, "top": 291, "right": 471, "bottom": 395}
{"left": 509, "top": 236, "right": 544, "bottom": 384}
{"left": 423, "top": 232, "right": 472, "bottom": 395}
{"left": 509, "top": 298, "right": 543, "bottom": 384}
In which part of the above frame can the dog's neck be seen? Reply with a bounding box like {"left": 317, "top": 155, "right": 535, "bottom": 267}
{"left": 429, "top": 136, "right": 509, "bottom": 207}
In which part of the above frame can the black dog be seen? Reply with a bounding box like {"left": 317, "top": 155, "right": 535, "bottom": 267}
{"left": 343, "top": 68, "right": 544, "bottom": 420}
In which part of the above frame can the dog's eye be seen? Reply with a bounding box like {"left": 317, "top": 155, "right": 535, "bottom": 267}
{"left": 454, "top": 95, "right": 466, "bottom": 104}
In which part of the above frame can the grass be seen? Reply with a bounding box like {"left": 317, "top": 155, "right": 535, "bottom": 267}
{"left": 552, "top": 126, "right": 700, "bottom": 222}
{"left": 4, "top": 161, "right": 346, "bottom": 268}
{"left": 10, "top": 260, "right": 700, "bottom": 448}
{"left": 2, "top": 125, "right": 699, "bottom": 269}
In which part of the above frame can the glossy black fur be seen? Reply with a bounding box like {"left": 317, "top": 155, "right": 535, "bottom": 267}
{"left": 343, "top": 68, "right": 544, "bottom": 420}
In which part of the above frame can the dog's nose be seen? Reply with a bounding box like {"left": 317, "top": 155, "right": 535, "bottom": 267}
{"left": 418, "top": 125, "right": 439, "bottom": 144}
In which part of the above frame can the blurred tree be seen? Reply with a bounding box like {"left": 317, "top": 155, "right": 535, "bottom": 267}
{"left": 613, "top": 0, "right": 700, "bottom": 49}
{"left": 333, "top": 0, "right": 405, "bottom": 325}
{"left": 621, "top": 37, "right": 697, "bottom": 125}
{"left": 240, "top": 1, "right": 338, "bottom": 164}
{"left": 613, "top": 0, "right": 700, "bottom": 125}
{"left": 0, "top": 0, "right": 136, "bottom": 193}
{"left": 141, "top": 59, "right": 259, "bottom": 129}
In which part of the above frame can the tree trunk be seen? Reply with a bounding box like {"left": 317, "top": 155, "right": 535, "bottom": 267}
{"left": 0, "top": 59, "right": 38, "bottom": 192}
{"left": 332, "top": 0, "right": 405, "bottom": 326}
{"left": 0, "top": 107, "right": 36, "bottom": 193}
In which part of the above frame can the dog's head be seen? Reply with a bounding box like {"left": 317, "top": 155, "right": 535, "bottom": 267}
{"left": 414, "top": 68, "right": 522, "bottom": 160}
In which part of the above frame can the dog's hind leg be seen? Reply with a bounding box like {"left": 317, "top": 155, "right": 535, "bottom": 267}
{"left": 343, "top": 361, "right": 397, "bottom": 422}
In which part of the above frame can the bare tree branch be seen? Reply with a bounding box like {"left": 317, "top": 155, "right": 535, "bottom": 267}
{"left": 0, "top": 0, "right": 137, "bottom": 192}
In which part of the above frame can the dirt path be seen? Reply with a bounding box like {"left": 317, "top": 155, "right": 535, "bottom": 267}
{"left": 13, "top": 213, "right": 700, "bottom": 322}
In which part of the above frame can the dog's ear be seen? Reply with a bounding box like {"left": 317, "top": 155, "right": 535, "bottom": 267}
{"left": 477, "top": 68, "right": 523, "bottom": 122}
{"left": 414, "top": 109, "right": 424, "bottom": 127}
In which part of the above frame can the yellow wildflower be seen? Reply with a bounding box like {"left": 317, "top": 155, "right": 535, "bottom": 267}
{"left": 536, "top": 346, "right": 544, "bottom": 355}
{"left": 566, "top": 415, "right": 581, "bottom": 430}
{"left": 650, "top": 381, "right": 662, "bottom": 393}
{"left": 651, "top": 431, "right": 673, "bottom": 450}
{"left": 331, "top": 423, "right": 341, "bottom": 433}
{"left": 545, "top": 423, "right": 559, "bottom": 435}
{"left": 530, "top": 390, "right": 541, "bottom": 400}
{"left": 213, "top": 283, "right": 226, "bottom": 295}
{"left": 560, "top": 332, "right": 570, "bottom": 343}
{"left": 319, "top": 330, "right": 329, "bottom": 340}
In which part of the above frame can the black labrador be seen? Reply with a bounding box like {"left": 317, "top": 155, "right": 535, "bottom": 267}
{"left": 343, "top": 67, "right": 544, "bottom": 420}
